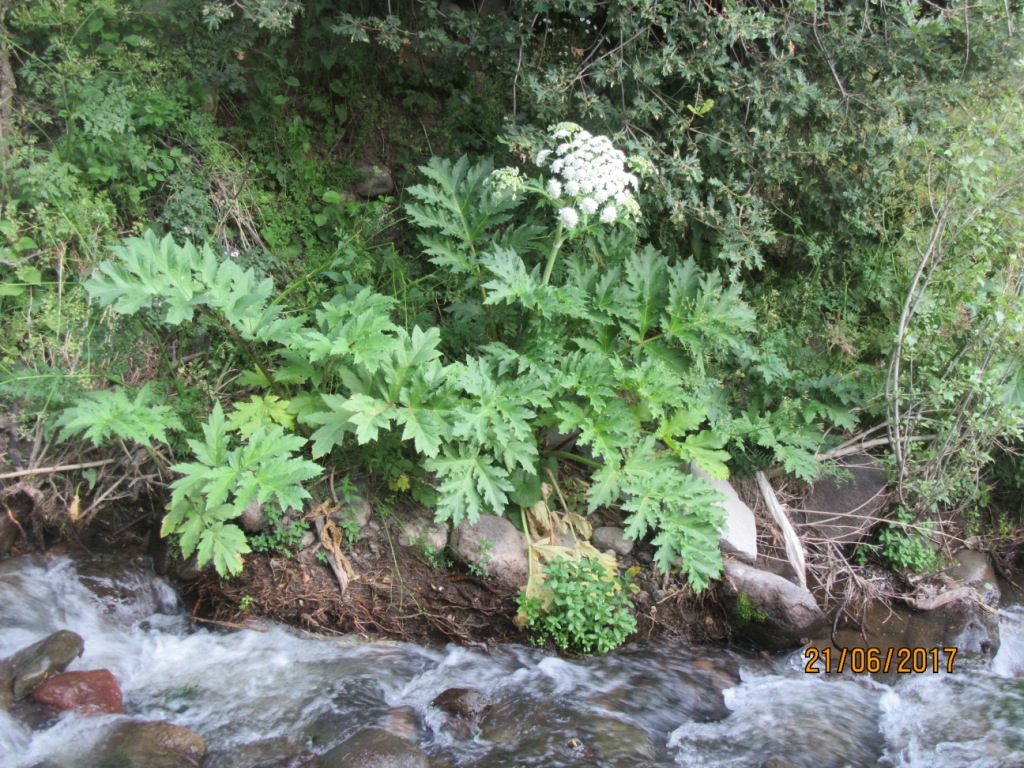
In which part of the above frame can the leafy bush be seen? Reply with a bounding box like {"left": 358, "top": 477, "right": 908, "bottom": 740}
{"left": 876, "top": 512, "right": 939, "bottom": 574}
{"left": 518, "top": 556, "right": 636, "bottom": 654}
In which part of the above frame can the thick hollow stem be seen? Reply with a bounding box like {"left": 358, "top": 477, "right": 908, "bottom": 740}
{"left": 541, "top": 222, "right": 566, "bottom": 286}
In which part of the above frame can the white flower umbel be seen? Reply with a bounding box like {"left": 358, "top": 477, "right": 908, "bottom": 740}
{"left": 540, "top": 122, "right": 640, "bottom": 229}
{"left": 536, "top": 122, "right": 643, "bottom": 286}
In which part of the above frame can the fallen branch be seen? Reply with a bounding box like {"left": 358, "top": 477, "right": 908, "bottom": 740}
{"left": 816, "top": 435, "right": 936, "bottom": 462}
{"left": 0, "top": 459, "right": 117, "bottom": 481}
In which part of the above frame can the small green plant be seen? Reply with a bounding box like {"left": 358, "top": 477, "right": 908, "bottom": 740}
{"left": 517, "top": 556, "right": 636, "bottom": 654}
{"left": 414, "top": 538, "right": 449, "bottom": 570}
{"left": 248, "top": 515, "right": 309, "bottom": 557}
{"left": 877, "top": 511, "right": 940, "bottom": 573}
{"left": 238, "top": 595, "right": 255, "bottom": 612}
{"left": 731, "top": 592, "right": 768, "bottom": 628}
{"left": 332, "top": 477, "right": 366, "bottom": 543}
{"left": 467, "top": 538, "right": 494, "bottom": 578}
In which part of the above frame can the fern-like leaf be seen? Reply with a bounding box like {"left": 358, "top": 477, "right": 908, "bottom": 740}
{"left": 56, "top": 384, "right": 183, "bottom": 447}
{"left": 425, "top": 445, "right": 513, "bottom": 526}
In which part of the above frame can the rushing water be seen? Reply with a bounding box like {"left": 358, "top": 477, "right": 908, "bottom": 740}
{"left": 1, "top": 555, "right": 1022, "bottom": 768}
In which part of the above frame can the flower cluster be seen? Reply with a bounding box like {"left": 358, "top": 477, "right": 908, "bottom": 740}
{"left": 486, "top": 166, "right": 526, "bottom": 201}
{"left": 536, "top": 123, "right": 640, "bottom": 229}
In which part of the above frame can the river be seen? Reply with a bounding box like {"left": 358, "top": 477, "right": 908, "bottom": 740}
{"left": 1, "top": 555, "right": 1022, "bottom": 767}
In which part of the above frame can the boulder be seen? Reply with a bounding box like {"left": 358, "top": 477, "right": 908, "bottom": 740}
{"left": 590, "top": 526, "right": 633, "bottom": 556}
{"left": 450, "top": 515, "right": 528, "bottom": 587}
{"left": 31, "top": 669, "right": 123, "bottom": 715}
{"left": 0, "top": 629, "right": 84, "bottom": 708}
{"left": 240, "top": 500, "right": 267, "bottom": 533}
{"left": 797, "top": 453, "right": 888, "bottom": 546}
{"left": 901, "top": 595, "right": 1000, "bottom": 658}
{"left": 394, "top": 508, "right": 448, "bottom": 556}
{"left": 719, "top": 561, "right": 826, "bottom": 650}
{"left": 948, "top": 549, "right": 1000, "bottom": 606}
{"left": 352, "top": 164, "right": 395, "bottom": 199}
{"left": 320, "top": 728, "right": 429, "bottom": 768}
{"left": 84, "top": 720, "right": 207, "bottom": 768}
{"left": 432, "top": 687, "right": 492, "bottom": 724}
{"left": 691, "top": 463, "right": 757, "bottom": 562}
{"left": 332, "top": 486, "right": 373, "bottom": 532}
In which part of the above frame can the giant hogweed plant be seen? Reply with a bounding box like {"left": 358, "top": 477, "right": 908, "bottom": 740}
{"left": 392, "top": 122, "right": 824, "bottom": 588}
{"left": 64, "top": 124, "right": 820, "bottom": 590}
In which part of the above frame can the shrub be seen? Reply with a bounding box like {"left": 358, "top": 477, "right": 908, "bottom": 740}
{"left": 518, "top": 556, "right": 636, "bottom": 654}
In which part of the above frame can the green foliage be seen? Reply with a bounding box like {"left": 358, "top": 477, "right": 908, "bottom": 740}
{"left": 162, "top": 403, "right": 321, "bottom": 576}
{"left": 5, "top": 0, "right": 1022, "bottom": 598}
{"left": 876, "top": 512, "right": 939, "bottom": 574}
{"left": 399, "top": 149, "right": 828, "bottom": 590}
{"left": 55, "top": 383, "right": 183, "bottom": 447}
{"left": 331, "top": 476, "right": 366, "bottom": 543}
{"left": 248, "top": 515, "right": 308, "bottom": 557}
{"left": 518, "top": 556, "right": 636, "bottom": 654}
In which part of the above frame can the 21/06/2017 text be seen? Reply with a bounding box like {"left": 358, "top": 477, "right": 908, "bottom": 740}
{"left": 804, "top": 646, "right": 958, "bottom": 674}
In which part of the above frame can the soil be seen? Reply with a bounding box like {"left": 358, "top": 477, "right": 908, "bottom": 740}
{"left": 180, "top": 500, "right": 734, "bottom": 650}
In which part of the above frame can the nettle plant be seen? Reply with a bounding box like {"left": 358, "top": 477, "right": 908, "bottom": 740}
{"left": 64, "top": 123, "right": 819, "bottom": 591}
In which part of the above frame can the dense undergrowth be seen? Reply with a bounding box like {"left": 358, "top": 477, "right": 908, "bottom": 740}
{"left": 1, "top": 0, "right": 1023, "bottom": 649}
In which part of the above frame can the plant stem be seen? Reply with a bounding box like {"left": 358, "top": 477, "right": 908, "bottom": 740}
{"left": 198, "top": 306, "right": 287, "bottom": 399}
{"left": 541, "top": 221, "right": 565, "bottom": 286}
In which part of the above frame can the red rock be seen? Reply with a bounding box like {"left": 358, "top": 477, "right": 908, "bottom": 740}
{"left": 31, "top": 669, "right": 124, "bottom": 715}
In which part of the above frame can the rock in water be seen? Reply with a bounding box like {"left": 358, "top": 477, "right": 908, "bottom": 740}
{"left": 85, "top": 720, "right": 207, "bottom": 768}
{"left": 320, "top": 728, "right": 429, "bottom": 768}
{"left": 31, "top": 669, "right": 124, "bottom": 715}
{"left": 433, "top": 687, "right": 492, "bottom": 723}
{"left": 0, "top": 629, "right": 84, "bottom": 708}
{"left": 720, "top": 561, "right": 826, "bottom": 650}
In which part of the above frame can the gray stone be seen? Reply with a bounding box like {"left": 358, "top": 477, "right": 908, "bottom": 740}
{"left": 798, "top": 453, "right": 888, "bottom": 545}
{"left": 949, "top": 549, "right": 1000, "bottom": 605}
{"left": 591, "top": 526, "right": 633, "bottom": 556}
{"left": 720, "top": 561, "right": 826, "bottom": 650}
{"left": 84, "top": 720, "right": 207, "bottom": 768}
{"left": 239, "top": 500, "right": 267, "bottom": 533}
{"left": 432, "top": 687, "right": 492, "bottom": 724}
{"left": 352, "top": 164, "right": 395, "bottom": 199}
{"left": 320, "top": 728, "right": 428, "bottom": 768}
{"left": 587, "top": 716, "right": 656, "bottom": 762}
{"left": 450, "top": 514, "right": 528, "bottom": 587}
{"left": 395, "top": 508, "right": 448, "bottom": 555}
{"left": 0, "top": 629, "right": 84, "bottom": 707}
{"left": 332, "top": 487, "right": 373, "bottom": 532}
{"left": 691, "top": 463, "right": 757, "bottom": 562}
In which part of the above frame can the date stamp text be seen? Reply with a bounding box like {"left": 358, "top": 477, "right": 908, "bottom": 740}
{"left": 803, "top": 646, "right": 958, "bottom": 674}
